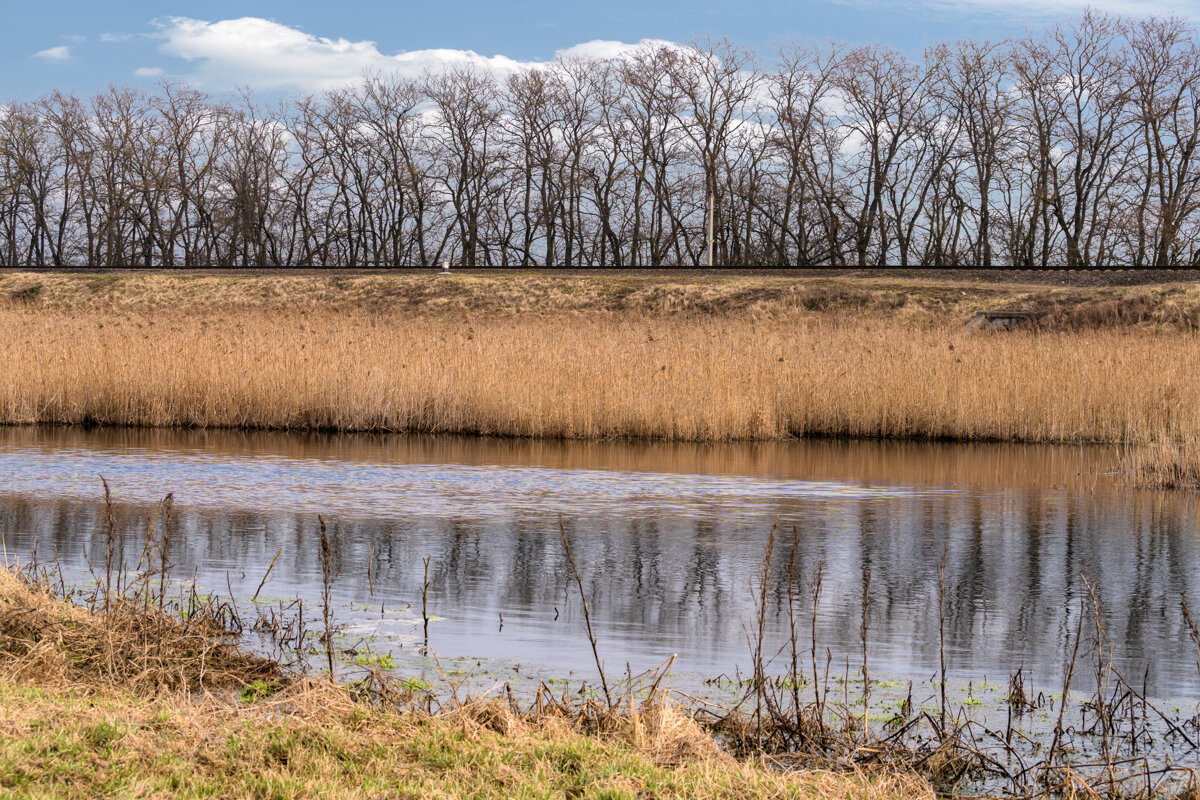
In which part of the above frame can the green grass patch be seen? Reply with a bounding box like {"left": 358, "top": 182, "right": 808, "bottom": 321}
{"left": 0, "top": 679, "right": 926, "bottom": 800}
{"left": 353, "top": 653, "right": 396, "bottom": 670}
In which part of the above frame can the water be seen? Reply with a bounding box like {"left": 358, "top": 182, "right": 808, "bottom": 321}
{"left": 2, "top": 426, "right": 1199, "bottom": 703}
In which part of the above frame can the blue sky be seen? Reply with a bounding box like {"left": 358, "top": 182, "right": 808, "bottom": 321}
{"left": 7, "top": 0, "right": 1197, "bottom": 98}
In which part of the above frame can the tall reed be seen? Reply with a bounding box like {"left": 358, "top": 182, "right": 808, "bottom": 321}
{"left": 1123, "top": 439, "right": 1200, "bottom": 489}
{"left": 3, "top": 306, "right": 1199, "bottom": 446}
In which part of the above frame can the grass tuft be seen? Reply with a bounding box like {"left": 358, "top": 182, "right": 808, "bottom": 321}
{"left": 0, "top": 569, "right": 279, "bottom": 693}
{"left": 1123, "top": 440, "right": 1200, "bottom": 489}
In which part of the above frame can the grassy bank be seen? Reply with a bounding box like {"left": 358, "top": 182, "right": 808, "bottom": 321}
{"left": 5, "top": 269, "right": 1200, "bottom": 319}
{"left": 0, "top": 567, "right": 927, "bottom": 800}
{"left": 2, "top": 680, "right": 900, "bottom": 800}
{"left": 2, "top": 271, "right": 1200, "bottom": 483}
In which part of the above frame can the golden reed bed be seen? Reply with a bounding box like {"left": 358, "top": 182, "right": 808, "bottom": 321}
{"left": 2, "top": 302, "right": 1198, "bottom": 448}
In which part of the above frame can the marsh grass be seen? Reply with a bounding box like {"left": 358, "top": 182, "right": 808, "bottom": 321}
{"left": 3, "top": 272, "right": 1200, "bottom": 471}
{"left": 2, "top": 305, "right": 1200, "bottom": 450}
{"left": 719, "top": 536, "right": 1200, "bottom": 800}
{"left": 1123, "top": 440, "right": 1200, "bottom": 489}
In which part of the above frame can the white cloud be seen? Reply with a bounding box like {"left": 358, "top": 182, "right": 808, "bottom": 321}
{"left": 149, "top": 16, "right": 671, "bottom": 91}
{"left": 133, "top": 66, "right": 165, "bottom": 78}
{"left": 555, "top": 39, "right": 676, "bottom": 61}
{"left": 33, "top": 45, "right": 72, "bottom": 62}
{"left": 154, "top": 17, "right": 515, "bottom": 90}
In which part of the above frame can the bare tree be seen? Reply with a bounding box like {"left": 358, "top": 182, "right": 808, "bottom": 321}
{"left": 1127, "top": 16, "right": 1200, "bottom": 266}
{"left": 425, "top": 67, "right": 506, "bottom": 266}
{"left": 935, "top": 40, "right": 1013, "bottom": 265}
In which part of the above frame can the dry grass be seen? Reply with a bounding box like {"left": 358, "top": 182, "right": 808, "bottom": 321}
{"left": 0, "top": 566, "right": 934, "bottom": 800}
{"left": 1123, "top": 439, "right": 1200, "bottom": 489}
{"left": 1, "top": 304, "right": 1199, "bottom": 445}
{"left": 0, "top": 678, "right": 933, "bottom": 800}
{"left": 0, "top": 569, "right": 278, "bottom": 693}
{"left": 5, "top": 270, "right": 1200, "bottom": 322}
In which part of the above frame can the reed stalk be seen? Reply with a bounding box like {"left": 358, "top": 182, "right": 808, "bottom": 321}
{"left": 783, "top": 527, "right": 803, "bottom": 726}
{"left": 318, "top": 515, "right": 336, "bottom": 680}
{"left": 101, "top": 477, "right": 115, "bottom": 614}
{"left": 937, "top": 545, "right": 948, "bottom": 735}
{"left": 421, "top": 555, "right": 431, "bottom": 649}
{"left": 557, "top": 516, "right": 611, "bottom": 709}
{"left": 809, "top": 562, "right": 825, "bottom": 731}
{"left": 751, "top": 522, "right": 776, "bottom": 747}
{"left": 252, "top": 547, "right": 281, "bottom": 603}
{"left": 859, "top": 563, "right": 871, "bottom": 742}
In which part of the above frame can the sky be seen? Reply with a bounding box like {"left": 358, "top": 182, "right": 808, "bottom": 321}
{"left": 6, "top": 0, "right": 1199, "bottom": 98}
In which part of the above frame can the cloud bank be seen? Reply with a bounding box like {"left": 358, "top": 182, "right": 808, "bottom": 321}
{"left": 144, "top": 17, "right": 666, "bottom": 92}
{"left": 120, "top": 4, "right": 1197, "bottom": 93}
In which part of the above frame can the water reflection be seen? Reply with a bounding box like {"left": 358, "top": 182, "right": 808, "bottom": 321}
{"left": 1, "top": 427, "right": 1198, "bottom": 700}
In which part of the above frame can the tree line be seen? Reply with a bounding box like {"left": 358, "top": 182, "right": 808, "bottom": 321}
{"left": 2, "top": 12, "right": 1199, "bottom": 267}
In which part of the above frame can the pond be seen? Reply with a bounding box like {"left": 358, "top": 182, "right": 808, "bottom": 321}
{"left": 1, "top": 426, "right": 1198, "bottom": 705}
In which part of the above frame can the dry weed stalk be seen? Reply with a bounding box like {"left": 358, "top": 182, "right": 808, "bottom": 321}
{"left": 710, "top": 531, "right": 1200, "bottom": 800}
{"left": 421, "top": 555, "right": 431, "bottom": 649}
{"left": 157, "top": 493, "right": 173, "bottom": 619}
{"left": 251, "top": 547, "right": 281, "bottom": 603}
{"left": 558, "top": 516, "right": 611, "bottom": 708}
{"left": 750, "top": 522, "right": 777, "bottom": 747}
{"left": 1183, "top": 599, "right": 1200, "bottom": 683}
{"left": 318, "top": 515, "right": 336, "bottom": 680}
{"left": 860, "top": 563, "right": 872, "bottom": 742}
{"left": 783, "top": 527, "right": 804, "bottom": 727}
{"left": 810, "top": 561, "right": 826, "bottom": 728}
{"left": 937, "top": 545, "right": 949, "bottom": 735}
{"left": 1048, "top": 594, "right": 1085, "bottom": 775}
{"left": 101, "top": 477, "right": 116, "bottom": 613}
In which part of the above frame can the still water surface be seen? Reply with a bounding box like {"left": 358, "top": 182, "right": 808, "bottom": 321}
{"left": 2, "top": 427, "right": 1198, "bottom": 700}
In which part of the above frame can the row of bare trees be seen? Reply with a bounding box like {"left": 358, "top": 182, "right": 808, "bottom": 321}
{"left": 3, "top": 12, "right": 1200, "bottom": 266}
